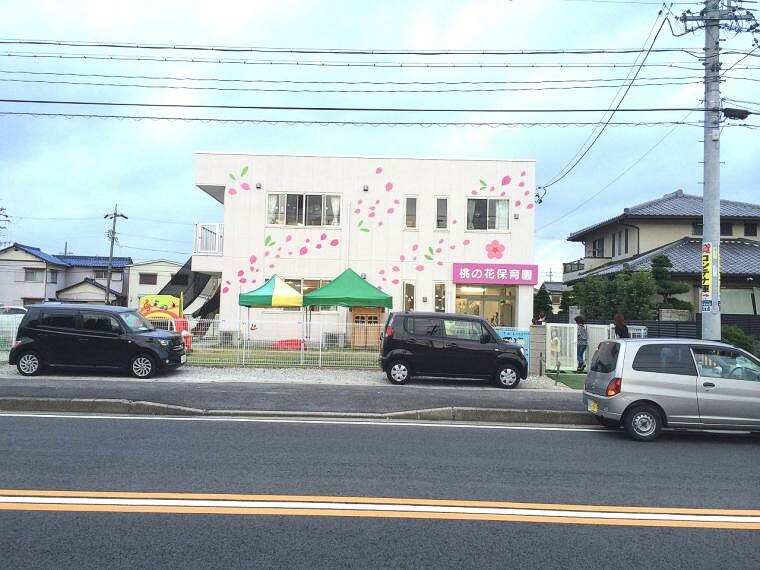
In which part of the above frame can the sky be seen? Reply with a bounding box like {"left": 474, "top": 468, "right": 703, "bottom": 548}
{"left": 0, "top": 0, "right": 757, "bottom": 284}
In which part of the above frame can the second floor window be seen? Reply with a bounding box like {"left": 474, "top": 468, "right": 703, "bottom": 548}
{"left": 139, "top": 273, "right": 158, "bottom": 285}
{"left": 267, "top": 193, "right": 341, "bottom": 226}
{"left": 745, "top": 223, "right": 758, "bottom": 237}
{"left": 406, "top": 197, "right": 417, "bottom": 229}
{"left": 47, "top": 269, "right": 58, "bottom": 284}
{"left": 436, "top": 198, "right": 448, "bottom": 229}
{"left": 591, "top": 238, "right": 605, "bottom": 257}
{"left": 24, "top": 269, "right": 44, "bottom": 283}
{"left": 467, "top": 198, "right": 508, "bottom": 230}
{"left": 692, "top": 222, "right": 734, "bottom": 236}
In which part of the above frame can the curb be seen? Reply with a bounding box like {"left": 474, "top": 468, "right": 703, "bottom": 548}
{"left": 0, "top": 397, "right": 595, "bottom": 425}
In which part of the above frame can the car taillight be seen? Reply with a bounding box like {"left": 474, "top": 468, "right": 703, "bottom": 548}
{"left": 12, "top": 340, "right": 21, "bottom": 349}
{"left": 385, "top": 326, "right": 393, "bottom": 338}
{"left": 606, "top": 377, "right": 622, "bottom": 397}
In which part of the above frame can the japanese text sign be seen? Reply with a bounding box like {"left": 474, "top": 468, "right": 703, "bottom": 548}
{"left": 453, "top": 263, "right": 538, "bottom": 285}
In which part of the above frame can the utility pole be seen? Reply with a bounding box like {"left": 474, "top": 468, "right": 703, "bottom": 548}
{"left": 681, "top": 1, "right": 755, "bottom": 341}
{"left": 104, "top": 204, "right": 128, "bottom": 305}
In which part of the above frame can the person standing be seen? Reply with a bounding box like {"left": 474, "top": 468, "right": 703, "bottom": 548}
{"left": 575, "top": 315, "right": 588, "bottom": 372}
{"left": 613, "top": 313, "right": 630, "bottom": 339}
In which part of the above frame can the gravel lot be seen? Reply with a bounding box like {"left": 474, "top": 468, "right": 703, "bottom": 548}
{"left": 3, "top": 365, "right": 572, "bottom": 390}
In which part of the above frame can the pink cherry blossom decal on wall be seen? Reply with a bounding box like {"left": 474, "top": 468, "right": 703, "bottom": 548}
{"left": 269, "top": 264, "right": 275, "bottom": 269}
{"left": 385, "top": 182, "right": 393, "bottom": 191}
{"left": 527, "top": 203, "right": 534, "bottom": 209}
{"left": 330, "top": 239, "right": 339, "bottom": 246}
{"left": 463, "top": 239, "right": 471, "bottom": 246}
{"left": 412, "top": 244, "right": 419, "bottom": 251}
{"left": 376, "top": 167, "right": 383, "bottom": 174}
{"left": 228, "top": 188, "right": 237, "bottom": 195}
{"left": 415, "top": 265, "right": 424, "bottom": 272}
{"left": 485, "top": 240, "right": 506, "bottom": 260}
{"left": 222, "top": 287, "right": 230, "bottom": 294}
{"left": 501, "top": 175, "right": 511, "bottom": 186}
{"left": 392, "top": 279, "right": 399, "bottom": 285}
{"left": 521, "top": 170, "right": 526, "bottom": 176}
{"left": 515, "top": 200, "right": 522, "bottom": 207}
{"left": 239, "top": 278, "right": 247, "bottom": 283}
{"left": 299, "top": 247, "right": 308, "bottom": 255}
{"left": 320, "top": 233, "right": 327, "bottom": 241}
{"left": 399, "top": 255, "right": 405, "bottom": 261}
{"left": 286, "top": 235, "right": 292, "bottom": 242}
{"left": 392, "top": 266, "right": 400, "bottom": 272}
{"left": 437, "top": 261, "right": 444, "bottom": 266}
{"left": 249, "top": 255, "right": 257, "bottom": 264}
{"left": 524, "top": 190, "right": 530, "bottom": 196}
{"left": 237, "top": 270, "right": 244, "bottom": 277}
{"left": 452, "top": 219, "right": 457, "bottom": 224}
{"left": 369, "top": 212, "right": 376, "bottom": 218}
{"left": 387, "top": 208, "right": 395, "bottom": 214}
{"left": 316, "top": 243, "right": 322, "bottom": 249}
{"left": 519, "top": 181, "right": 525, "bottom": 187}
{"left": 241, "top": 183, "right": 251, "bottom": 191}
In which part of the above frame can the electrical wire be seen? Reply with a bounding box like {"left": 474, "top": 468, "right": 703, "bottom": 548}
{"left": 0, "top": 111, "right": 709, "bottom": 127}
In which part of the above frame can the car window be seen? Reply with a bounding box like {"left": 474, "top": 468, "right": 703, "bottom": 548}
{"left": 121, "top": 310, "right": 155, "bottom": 332}
{"left": 81, "top": 313, "right": 123, "bottom": 334}
{"left": 632, "top": 344, "right": 696, "bottom": 376}
{"left": 692, "top": 348, "right": 760, "bottom": 382}
{"left": 590, "top": 342, "right": 620, "bottom": 374}
{"left": 442, "top": 319, "right": 484, "bottom": 342}
{"left": 404, "top": 317, "right": 441, "bottom": 337}
{"left": 1, "top": 306, "right": 27, "bottom": 315}
{"left": 39, "top": 311, "right": 77, "bottom": 330}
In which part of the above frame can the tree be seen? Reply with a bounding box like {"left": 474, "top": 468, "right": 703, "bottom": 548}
{"left": 572, "top": 271, "right": 657, "bottom": 320}
{"left": 572, "top": 276, "right": 613, "bottom": 320}
{"left": 534, "top": 285, "right": 553, "bottom": 316}
{"left": 557, "top": 289, "right": 576, "bottom": 317}
{"left": 651, "top": 254, "right": 693, "bottom": 311}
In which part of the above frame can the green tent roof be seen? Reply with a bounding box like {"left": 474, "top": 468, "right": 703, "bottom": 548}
{"left": 303, "top": 268, "right": 392, "bottom": 309}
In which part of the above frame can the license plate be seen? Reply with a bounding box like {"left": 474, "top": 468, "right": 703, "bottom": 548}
{"left": 180, "top": 354, "right": 187, "bottom": 364}
{"left": 587, "top": 400, "right": 599, "bottom": 413}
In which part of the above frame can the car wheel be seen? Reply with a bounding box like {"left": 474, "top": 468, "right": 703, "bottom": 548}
{"left": 495, "top": 364, "right": 521, "bottom": 389}
{"left": 130, "top": 353, "right": 156, "bottom": 379}
{"left": 624, "top": 405, "right": 662, "bottom": 442}
{"left": 595, "top": 416, "right": 621, "bottom": 429}
{"left": 17, "top": 351, "right": 42, "bottom": 376}
{"left": 386, "top": 359, "right": 411, "bottom": 385}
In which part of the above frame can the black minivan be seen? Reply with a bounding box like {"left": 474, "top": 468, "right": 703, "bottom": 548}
{"left": 9, "top": 303, "right": 186, "bottom": 378}
{"left": 379, "top": 312, "right": 528, "bottom": 388}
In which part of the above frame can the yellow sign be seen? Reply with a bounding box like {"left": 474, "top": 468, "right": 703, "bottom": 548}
{"left": 701, "top": 243, "right": 712, "bottom": 301}
{"left": 139, "top": 295, "right": 182, "bottom": 320}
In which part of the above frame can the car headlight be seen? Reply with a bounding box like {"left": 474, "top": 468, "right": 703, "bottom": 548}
{"left": 157, "top": 339, "right": 170, "bottom": 347}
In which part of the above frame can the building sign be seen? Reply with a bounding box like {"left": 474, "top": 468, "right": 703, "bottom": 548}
{"left": 139, "top": 295, "right": 182, "bottom": 319}
{"left": 701, "top": 243, "right": 712, "bottom": 312}
{"left": 453, "top": 263, "right": 538, "bottom": 285}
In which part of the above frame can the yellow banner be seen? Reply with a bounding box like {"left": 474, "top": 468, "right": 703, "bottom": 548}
{"left": 701, "top": 243, "right": 712, "bottom": 301}
{"left": 139, "top": 295, "right": 182, "bottom": 319}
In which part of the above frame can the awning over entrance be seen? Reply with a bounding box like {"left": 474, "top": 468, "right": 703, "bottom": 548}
{"left": 238, "top": 275, "right": 302, "bottom": 307}
{"left": 303, "top": 268, "right": 392, "bottom": 309}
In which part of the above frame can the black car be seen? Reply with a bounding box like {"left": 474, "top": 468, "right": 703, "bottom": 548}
{"left": 8, "top": 303, "right": 186, "bottom": 378}
{"left": 379, "top": 312, "right": 528, "bottom": 388}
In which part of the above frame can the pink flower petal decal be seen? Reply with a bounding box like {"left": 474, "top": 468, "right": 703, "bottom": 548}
{"left": 524, "top": 190, "right": 530, "bottom": 196}
{"left": 379, "top": 269, "right": 385, "bottom": 275}
{"left": 400, "top": 255, "right": 405, "bottom": 262}
{"left": 256, "top": 268, "right": 260, "bottom": 273}
{"left": 316, "top": 243, "right": 322, "bottom": 249}
{"left": 358, "top": 199, "right": 363, "bottom": 205}
{"left": 438, "top": 238, "right": 444, "bottom": 244}
{"left": 382, "top": 277, "right": 387, "bottom": 282}
{"left": 376, "top": 167, "right": 383, "bottom": 174}
{"left": 527, "top": 203, "right": 534, "bottom": 209}
{"left": 241, "top": 182, "right": 250, "bottom": 191}
{"left": 237, "top": 270, "right": 244, "bottom": 276}
{"left": 519, "top": 181, "right": 525, "bottom": 187}
{"left": 375, "top": 199, "right": 381, "bottom": 205}
{"left": 413, "top": 257, "right": 417, "bottom": 261}
{"left": 387, "top": 208, "right": 395, "bottom": 214}
{"left": 228, "top": 188, "right": 237, "bottom": 195}
{"left": 239, "top": 278, "right": 247, "bottom": 283}
{"left": 269, "top": 264, "right": 275, "bottom": 269}
{"left": 501, "top": 175, "right": 511, "bottom": 186}
{"left": 369, "top": 212, "right": 376, "bottom": 218}
{"left": 452, "top": 219, "right": 457, "bottom": 224}
{"left": 225, "top": 280, "right": 231, "bottom": 285}
{"left": 500, "top": 191, "right": 506, "bottom": 197}
{"left": 415, "top": 265, "right": 424, "bottom": 272}
{"left": 490, "top": 186, "right": 495, "bottom": 192}
{"left": 385, "top": 182, "right": 393, "bottom": 192}
{"left": 392, "top": 279, "right": 399, "bottom": 285}
{"left": 288, "top": 252, "right": 292, "bottom": 256}
{"left": 369, "top": 205, "right": 375, "bottom": 211}
{"left": 320, "top": 233, "right": 327, "bottom": 240}
{"left": 222, "top": 287, "right": 230, "bottom": 294}
{"left": 485, "top": 239, "right": 506, "bottom": 260}
{"left": 515, "top": 200, "right": 522, "bottom": 207}
{"left": 437, "top": 261, "right": 444, "bottom": 266}
{"left": 520, "top": 170, "right": 526, "bottom": 176}
{"left": 305, "top": 238, "right": 310, "bottom": 243}
{"left": 277, "top": 246, "right": 282, "bottom": 252}
{"left": 265, "top": 251, "right": 270, "bottom": 257}
{"left": 275, "top": 254, "right": 280, "bottom": 259}
{"left": 378, "top": 221, "right": 384, "bottom": 227}
{"left": 435, "top": 248, "right": 442, "bottom": 253}
{"left": 250, "top": 266, "right": 255, "bottom": 272}
{"left": 299, "top": 246, "right": 308, "bottom": 255}
{"left": 392, "top": 266, "right": 400, "bottom": 272}
{"left": 412, "top": 244, "right": 419, "bottom": 251}
{"left": 450, "top": 245, "right": 456, "bottom": 250}
{"left": 393, "top": 199, "right": 400, "bottom": 205}
{"left": 249, "top": 255, "right": 257, "bottom": 264}
{"left": 286, "top": 235, "right": 292, "bottom": 242}
{"left": 330, "top": 239, "right": 339, "bottom": 246}
{"left": 471, "top": 190, "right": 478, "bottom": 195}
{"left": 354, "top": 208, "right": 361, "bottom": 214}
{"left": 463, "top": 239, "right": 471, "bottom": 246}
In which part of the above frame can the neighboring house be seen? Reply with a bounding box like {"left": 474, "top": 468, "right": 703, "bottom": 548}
{"left": 562, "top": 190, "right": 760, "bottom": 315}
{"left": 192, "top": 153, "right": 538, "bottom": 329}
{"left": 539, "top": 281, "right": 566, "bottom": 314}
{"left": 0, "top": 243, "right": 132, "bottom": 306}
{"left": 126, "top": 260, "right": 183, "bottom": 308}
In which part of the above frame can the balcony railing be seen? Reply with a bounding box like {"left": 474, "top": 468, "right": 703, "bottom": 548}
{"left": 563, "top": 260, "right": 584, "bottom": 274}
{"left": 195, "top": 223, "right": 224, "bottom": 254}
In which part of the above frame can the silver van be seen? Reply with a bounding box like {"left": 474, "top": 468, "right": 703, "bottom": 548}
{"left": 583, "top": 338, "right": 760, "bottom": 441}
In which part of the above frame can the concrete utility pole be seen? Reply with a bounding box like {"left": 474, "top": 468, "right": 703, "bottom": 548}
{"left": 681, "top": 1, "right": 755, "bottom": 341}
{"left": 104, "top": 204, "right": 128, "bottom": 305}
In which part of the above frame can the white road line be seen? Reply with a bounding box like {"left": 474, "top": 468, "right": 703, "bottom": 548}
{"left": 0, "top": 412, "right": 603, "bottom": 432}
{"left": 1, "top": 496, "right": 758, "bottom": 524}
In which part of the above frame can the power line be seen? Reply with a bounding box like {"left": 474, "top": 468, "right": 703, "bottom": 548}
{"left": 538, "top": 12, "right": 671, "bottom": 193}
{"left": 0, "top": 98, "right": 709, "bottom": 113}
{"left": 0, "top": 111, "right": 712, "bottom": 127}
{"left": 0, "top": 75, "right": 707, "bottom": 94}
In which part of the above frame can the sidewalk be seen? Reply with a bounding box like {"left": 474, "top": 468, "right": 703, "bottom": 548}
{"left": 0, "top": 365, "right": 586, "bottom": 421}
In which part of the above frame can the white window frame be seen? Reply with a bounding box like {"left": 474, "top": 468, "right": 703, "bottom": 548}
{"left": 111, "top": 271, "right": 123, "bottom": 282}
{"left": 434, "top": 282, "right": 446, "bottom": 312}
{"left": 24, "top": 268, "right": 44, "bottom": 283}
{"left": 405, "top": 196, "right": 418, "bottom": 230}
{"left": 93, "top": 269, "right": 108, "bottom": 279}
{"left": 403, "top": 281, "right": 416, "bottom": 311}
{"left": 47, "top": 269, "right": 58, "bottom": 284}
{"left": 465, "top": 198, "right": 510, "bottom": 231}
{"left": 435, "top": 197, "right": 448, "bottom": 230}
{"left": 280, "top": 278, "right": 337, "bottom": 312}
{"left": 266, "top": 192, "right": 341, "bottom": 227}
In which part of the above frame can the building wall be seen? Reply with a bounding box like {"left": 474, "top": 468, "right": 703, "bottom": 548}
{"left": 126, "top": 261, "right": 181, "bottom": 308}
{"left": 0, "top": 249, "right": 49, "bottom": 305}
{"left": 58, "top": 267, "right": 128, "bottom": 298}
{"left": 197, "top": 153, "right": 537, "bottom": 329}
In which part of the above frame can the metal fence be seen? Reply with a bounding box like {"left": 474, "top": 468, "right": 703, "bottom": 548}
{"left": 544, "top": 323, "right": 647, "bottom": 372}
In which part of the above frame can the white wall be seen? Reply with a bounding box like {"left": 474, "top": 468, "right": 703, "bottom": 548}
{"left": 126, "top": 261, "right": 182, "bottom": 308}
{"left": 196, "top": 153, "right": 536, "bottom": 329}
{"left": 0, "top": 249, "right": 49, "bottom": 305}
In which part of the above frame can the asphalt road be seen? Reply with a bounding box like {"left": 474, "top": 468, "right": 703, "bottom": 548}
{"left": 0, "top": 376, "right": 583, "bottom": 413}
{"left": 1, "top": 413, "right": 759, "bottom": 569}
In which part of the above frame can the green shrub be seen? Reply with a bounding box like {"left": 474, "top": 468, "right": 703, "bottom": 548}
{"left": 721, "top": 325, "right": 756, "bottom": 354}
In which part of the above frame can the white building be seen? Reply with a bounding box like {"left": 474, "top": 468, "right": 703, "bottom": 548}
{"left": 126, "top": 259, "right": 183, "bottom": 308}
{"left": 192, "top": 153, "right": 537, "bottom": 329}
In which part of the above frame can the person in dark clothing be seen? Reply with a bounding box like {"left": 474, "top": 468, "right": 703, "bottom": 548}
{"left": 613, "top": 313, "right": 630, "bottom": 339}
{"left": 575, "top": 315, "right": 588, "bottom": 372}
